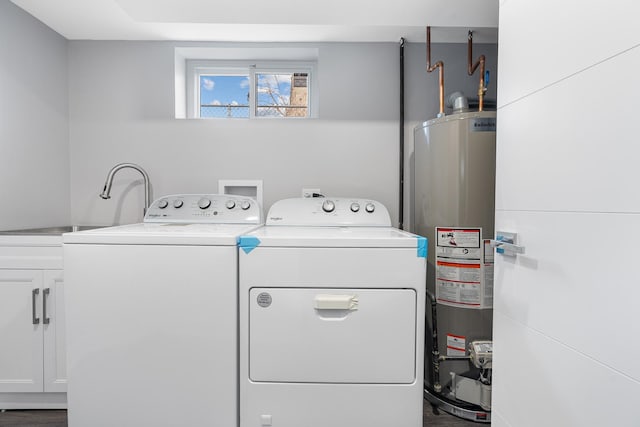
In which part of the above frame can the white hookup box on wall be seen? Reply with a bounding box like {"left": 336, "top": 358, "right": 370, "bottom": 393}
{"left": 219, "top": 179, "right": 263, "bottom": 208}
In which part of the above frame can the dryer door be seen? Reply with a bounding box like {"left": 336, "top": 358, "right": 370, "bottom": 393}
{"left": 248, "top": 287, "right": 416, "bottom": 384}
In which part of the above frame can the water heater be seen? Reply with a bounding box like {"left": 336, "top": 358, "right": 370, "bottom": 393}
{"left": 414, "top": 110, "right": 496, "bottom": 422}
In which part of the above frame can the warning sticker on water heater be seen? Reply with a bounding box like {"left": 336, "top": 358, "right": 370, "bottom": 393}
{"left": 435, "top": 227, "right": 493, "bottom": 309}
{"left": 446, "top": 334, "right": 466, "bottom": 357}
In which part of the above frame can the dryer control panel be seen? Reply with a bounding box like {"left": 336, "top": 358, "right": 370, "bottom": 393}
{"left": 266, "top": 197, "right": 391, "bottom": 227}
{"left": 144, "top": 194, "right": 263, "bottom": 224}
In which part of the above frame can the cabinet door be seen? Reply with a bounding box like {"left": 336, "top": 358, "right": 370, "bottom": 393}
{"left": 0, "top": 270, "right": 44, "bottom": 392}
{"left": 43, "top": 270, "right": 66, "bottom": 392}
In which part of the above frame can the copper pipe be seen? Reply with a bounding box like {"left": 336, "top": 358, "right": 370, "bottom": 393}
{"left": 467, "top": 30, "right": 486, "bottom": 112}
{"left": 426, "top": 27, "right": 445, "bottom": 117}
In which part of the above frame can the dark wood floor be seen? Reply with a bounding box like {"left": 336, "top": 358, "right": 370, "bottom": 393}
{"left": 0, "top": 401, "right": 476, "bottom": 426}
{"left": 0, "top": 409, "right": 67, "bottom": 427}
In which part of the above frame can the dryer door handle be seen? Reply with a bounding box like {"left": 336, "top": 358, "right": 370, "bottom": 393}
{"left": 314, "top": 294, "right": 359, "bottom": 311}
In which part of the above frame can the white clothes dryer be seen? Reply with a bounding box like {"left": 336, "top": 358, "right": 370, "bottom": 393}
{"left": 238, "top": 197, "right": 427, "bottom": 427}
{"left": 63, "top": 194, "right": 262, "bottom": 427}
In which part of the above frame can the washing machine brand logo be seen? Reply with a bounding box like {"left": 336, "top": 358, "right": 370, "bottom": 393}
{"left": 257, "top": 292, "right": 272, "bottom": 308}
{"left": 269, "top": 216, "right": 283, "bottom": 222}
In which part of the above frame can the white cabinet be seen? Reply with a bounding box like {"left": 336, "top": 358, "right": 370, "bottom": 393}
{"left": 43, "top": 270, "right": 66, "bottom": 393}
{"left": 0, "top": 270, "right": 44, "bottom": 393}
{"left": 0, "top": 235, "right": 66, "bottom": 409}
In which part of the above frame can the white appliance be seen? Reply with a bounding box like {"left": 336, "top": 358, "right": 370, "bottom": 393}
{"left": 238, "top": 197, "right": 426, "bottom": 427}
{"left": 63, "top": 194, "right": 263, "bottom": 427}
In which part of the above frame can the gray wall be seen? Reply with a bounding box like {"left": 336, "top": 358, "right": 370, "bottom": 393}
{"left": 68, "top": 41, "right": 400, "bottom": 225}
{"left": 68, "top": 40, "right": 498, "bottom": 227}
{"left": 0, "top": 2, "right": 70, "bottom": 230}
{"left": 0, "top": 6, "right": 499, "bottom": 229}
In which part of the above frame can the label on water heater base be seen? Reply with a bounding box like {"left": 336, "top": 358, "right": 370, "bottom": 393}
{"left": 447, "top": 334, "right": 466, "bottom": 357}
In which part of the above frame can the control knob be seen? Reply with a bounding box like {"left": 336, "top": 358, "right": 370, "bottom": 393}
{"left": 350, "top": 203, "right": 360, "bottom": 213}
{"left": 173, "top": 199, "right": 184, "bottom": 209}
{"left": 157, "top": 199, "right": 169, "bottom": 209}
{"left": 322, "top": 200, "right": 335, "bottom": 213}
{"left": 225, "top": 200, "right": 236, "bottom": 209}
{"left": 365, "top": 203, "right": 375, "bottom": 213}
{"left": 198, "top": 198, "right": 211, "bottom": 210}
{"left": 240, "top": 200, "right": 251, "bottom": 210}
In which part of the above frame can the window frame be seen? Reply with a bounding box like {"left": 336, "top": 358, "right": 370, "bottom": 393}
{"left": 186, "top": 60, "right": 317, "bottom": 119}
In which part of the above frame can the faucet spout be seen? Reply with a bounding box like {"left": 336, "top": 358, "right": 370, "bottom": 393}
{"left": 100, "top": 163, "right": 151, "bottom": 216}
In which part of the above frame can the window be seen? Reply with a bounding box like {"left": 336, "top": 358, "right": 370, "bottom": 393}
{"left": 255, "top": 72, "right": 309, "bottom": 118}
{"left": 187, "top": 61, "right": 316, "bottom": 119}
{"left": 199, "top": 74, "right": 250, "bottom": 118}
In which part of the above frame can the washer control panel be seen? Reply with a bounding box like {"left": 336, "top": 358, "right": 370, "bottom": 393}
{"left": 266, "top": 197, "right": 391, "bottom": 226}
{"left": 144, "top": 194, "right": 262, "bottom": 224}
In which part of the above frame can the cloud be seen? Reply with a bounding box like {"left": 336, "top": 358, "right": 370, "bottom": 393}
{"left": 209, "top": 100, "right": 221, "bottom": 105}
{"left": 239, "top": 77, "right": 250, "bottom": 89}
{"left": 230, "top": 101, "right": 239, "bottom": 106}
{"left": 258, "top": 74, "right": 290, "bottom": 89}
{"left": 202, "top": 78, "right": 214, "bottom": 91}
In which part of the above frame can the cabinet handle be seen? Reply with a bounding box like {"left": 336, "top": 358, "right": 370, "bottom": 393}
{"left": 43, "top": 288, "right": 50, "bottom": 325}
{"left": 32, "top": 288, "right": 40, "bottom": 325}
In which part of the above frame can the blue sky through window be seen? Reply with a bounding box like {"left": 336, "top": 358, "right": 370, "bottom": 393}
{"left": 199, "top": 75, "right": 249, "bottom": 106}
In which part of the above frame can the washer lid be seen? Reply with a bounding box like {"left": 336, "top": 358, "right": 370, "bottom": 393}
{"left": 63, "top": 222, "right": 263, "bottom": 246}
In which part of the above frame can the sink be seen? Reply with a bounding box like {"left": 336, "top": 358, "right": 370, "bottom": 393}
{"left": 0, "top": 225, "right": 109, "bottom": 236}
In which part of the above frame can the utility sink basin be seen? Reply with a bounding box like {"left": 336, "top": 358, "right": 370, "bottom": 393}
{"left": 0, "top": 225, "right": 109, "bottom": 236}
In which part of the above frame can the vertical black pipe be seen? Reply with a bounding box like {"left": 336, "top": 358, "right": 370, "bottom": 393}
{"left": 399, "top": 37, "right": 405, "bottom": 230}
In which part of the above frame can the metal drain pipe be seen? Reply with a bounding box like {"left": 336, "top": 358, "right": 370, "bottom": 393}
{"left": 426, "top": 27, "right": 445, "bottom": 118}
{"left": 427, "top": 290, "right": 442, "bottom": 392}
{"left": 399, "top": 37, "right": 405, "bottom": 230}
{"left": 467, "top": 30, "right": 487, "bottom": 112}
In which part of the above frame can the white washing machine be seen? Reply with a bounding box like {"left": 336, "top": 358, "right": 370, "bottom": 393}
{"left": 63, "top": 194, "right": 262, "bottom": 427}
{"left": 238, "top": 197, "right": 426, "bottom": 427}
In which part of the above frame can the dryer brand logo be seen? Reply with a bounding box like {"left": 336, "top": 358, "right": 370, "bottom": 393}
{"left": 269, "top": 216, "right": 283, "bottom": 222}
{"left": 256, "top": 292, "right": 272, "bottom": 308}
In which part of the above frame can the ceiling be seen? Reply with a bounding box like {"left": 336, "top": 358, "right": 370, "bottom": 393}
{"left": 11, "top": 0, "right": 499, "bottom": 43}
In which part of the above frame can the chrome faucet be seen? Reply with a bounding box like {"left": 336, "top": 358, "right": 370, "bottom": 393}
{"left": 100, "top": 163, "right": 151, "bottom": 215}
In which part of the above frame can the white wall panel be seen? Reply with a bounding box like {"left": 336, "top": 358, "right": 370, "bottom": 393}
{"left": 493, "top": 311, "right": 640, "bottom": 426}
{"left": 495, "top": 209, "right": 640, "bottom": 381}
{"left": 490, "top": 410, "right": 510, "bottom": 427}
{"left": 495, "top": 0, "right": 640, "bottom": 423}
{"left": 495, "top": 44, "right": 640, "bottom": 213}
{"left": 498, "top": 0, "right": 640, "bottom": 107}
